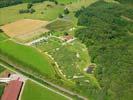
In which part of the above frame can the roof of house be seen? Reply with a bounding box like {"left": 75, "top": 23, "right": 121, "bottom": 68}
{"left": 1, "top": 79, "right": 23, "bottom": 100}
{"left": 63, "top": 35, "right": 73, "bottom": 41}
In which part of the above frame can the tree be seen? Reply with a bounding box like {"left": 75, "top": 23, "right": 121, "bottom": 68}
{"left": 58, "top": 13, "right": 63, "bottom": 18}
{"left": 27, "top": 3, "right": 33, "bottom": 9}
{"left": 54, "top": 1, "right": 58, "bottom": 5}
{"left": 64, "top": 32, "right": 68, "bottom": 36}
{"left": 64, "top": 8, "right": 69, "bottom": 14}
{"left": 29, "top": 8, "right": 35, "bottom": 13}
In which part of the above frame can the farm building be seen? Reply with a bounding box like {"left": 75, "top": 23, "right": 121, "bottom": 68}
{"left": 1, "top": 78, "right": 23, "bottom": 100}
{"left": 63, "top": 35, "right": 73, "bottom": 41}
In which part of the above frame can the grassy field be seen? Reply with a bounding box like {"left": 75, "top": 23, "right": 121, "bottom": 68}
{"left": 34, "top": 37, "right": 90, "bottom": 78}
{"left": 66, "top": 0, "right": 98, "bottom": 11}
{"left": 56, "top": 0, "right": 78, "bottom": 4}
{"left": 0, "top": 40, "right": 55, "bottom": 77}
{"left": 21, "top": 80, "right": 68, "bottom": 100}
{"left": 46, "top": 19, "right": 74, "bottom": 32}
{"left": 0, "top": 1, "right": 64, "bottom": 25}
{"left": 0, "top": 32, "right": 8, "bottom": 41}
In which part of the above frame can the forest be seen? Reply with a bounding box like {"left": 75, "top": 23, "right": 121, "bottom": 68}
{"left": 75, "top": 0, "right": 133, "bottom": 100}
{"left": 0, "top": 0, "right": 54, "bottom": 8}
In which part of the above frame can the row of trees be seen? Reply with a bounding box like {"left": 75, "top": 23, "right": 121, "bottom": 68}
{"left": 0, "top": 0, "right": 55, "bottom": 8}
{"left": 75, "top": 1, "right": 133, "bottom": 100}
{"left": 0, "top": 0, "right": 22, "bottom": 8}
{"left": 19, "top": 3, "right": 35, "bottom": 14}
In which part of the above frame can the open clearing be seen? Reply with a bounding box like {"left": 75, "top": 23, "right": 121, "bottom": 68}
{"left": 21, "top": 80, "right": 68, "bottom": 100}
{"left": 0, "top": 40, "right": 55, "bottom": 78}
{"left": 1, "top": 19, "right": 49, "bottom": 41}
{"left": 0, "top": 1, "right": 64, "bottom": 25}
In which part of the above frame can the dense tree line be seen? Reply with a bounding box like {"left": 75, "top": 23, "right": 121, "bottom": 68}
{"left": 75, "top": 1, "right": 133, "bottom": 100}
{"left": 0, "top": 0, "right": 22, "bottom": 8}
{"left": 0, "top": 0, "right": 55, "bottom": 8}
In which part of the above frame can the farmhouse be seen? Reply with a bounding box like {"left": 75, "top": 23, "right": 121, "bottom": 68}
{"left": 63, "top": 35, "right": 73, "bottom": 41}
{"left": 1, "top": 78, "right": 23, "bottom": 100}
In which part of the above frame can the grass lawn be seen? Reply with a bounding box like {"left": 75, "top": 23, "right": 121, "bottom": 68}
{"left": 0, "top": 1, "right": 64, "bottom": 25}
{"left": 0, "top": 32, "right": 8, "bottom": 41}
{"left": 21, "top": 80, "right": 68, "bottom": 100}
{"left": 0, "top": 40, "right": 55, "bottom": 77}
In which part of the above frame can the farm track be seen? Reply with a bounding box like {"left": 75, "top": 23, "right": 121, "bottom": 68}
{"left": 0, "top": 58, "right": 88, "bottom": 100}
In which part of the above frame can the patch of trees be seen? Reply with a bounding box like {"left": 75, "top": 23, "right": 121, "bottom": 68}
{"left": 19, "top": 3, "right": 35, "bottom": 14}
{"left": 0, "top": 0, "right": 55, "bottom": 8}
{"left": 75, "top": 1, "right": 133, "bottom": 100}
{"left": 0, "top": 0, "right": 22, "bottom": 8}
{"left": 23, "top": 0, "right": 55, "bottom": 3}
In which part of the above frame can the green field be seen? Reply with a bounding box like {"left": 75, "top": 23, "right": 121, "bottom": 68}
{"left": 56, "top": 0, "right": 78, "bottom": 4}
{"left": 0, "top": 65, "right": 5, "bottom": 74}
{"left": 0, "top": 1, "right": 64, "bottom": 25}
{"left": 34, "top": 37, "right": 90, "bottom": 78}
{"left": 21, "top": 80, "right": 68, "bottom": 100}
{"left": 0, "top": 40, "right": 55, "bottom": 77}
{"left": 46, "top": 19, "right": 74, "bottom": 32}
{"left": 0, "top": 32, "right": 8, "bottom": 41}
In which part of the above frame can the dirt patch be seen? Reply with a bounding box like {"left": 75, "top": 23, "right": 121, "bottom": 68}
{"left": 1, "top": 19, "right": 49, "bottom": 41}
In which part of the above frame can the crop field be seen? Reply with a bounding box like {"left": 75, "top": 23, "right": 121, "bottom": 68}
{"left": 21, "top": 80, "right": 68, "bottom": 100}
{"left": 46, "top": 19, "right": 75, "bottom": 32}
{"left": 1, "top": 19, "right": 49, "bottom": 42}
{"left": 0, "top": 40, "right": 55, "bottom": 77}
{"left": 34, "top": 37, "right": 90, "bottom": 78}
{"left": 0, "top": 1, "right": 64, "bottom": 26}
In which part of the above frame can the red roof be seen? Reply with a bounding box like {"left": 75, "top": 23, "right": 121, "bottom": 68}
{"left": 1, "top": 80, "right": 23, "bottom": 100}
{"left": 63, "top": 35, "right": 73, "bottom": 41}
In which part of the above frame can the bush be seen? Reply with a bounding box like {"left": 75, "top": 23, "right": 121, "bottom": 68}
{"left": 27, "top": 3, "right": 33, "bottom": 9}
{"left": 58, "top": 14, "right": 63, "bottom": 18}
{"left": 64, "top": 8, "right": 69, "bottom": 14}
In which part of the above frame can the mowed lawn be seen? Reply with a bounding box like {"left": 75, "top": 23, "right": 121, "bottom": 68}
{"left": 0, "top": 40, "right": 55, "bottom": 77}
{"left": 0, "top": 1, "right": 64, "bottom": 25}
{"left": 21, "top": 80, "right": 68, "bottom": 100}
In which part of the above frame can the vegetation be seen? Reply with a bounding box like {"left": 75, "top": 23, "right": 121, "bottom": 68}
{"left": 75, "top": 1, "right": 133, "bottom": 100}
{"left": 0, "top": 65, "right": 5, "bottom": 73}
{"left": 34, "top": 37, "right": 90, "bottom": 78}
{"left": 0, "top": 2, "right": 64, "bottom": 25}
{"left": 0, "top": 0, "right": 22, "bottom": 8}
{"left": 21, "top": 80, "right": 68, "bottom": 100}
{"left": 56, "top": 0, "right": 77, "bottom": 4}
{"left": 46, "top": 19, "right": 74, "bottom": 32}
{"left": 0, "top": 40, "right": 55, "bottom": 78}
{"left": 64, "top": 8, "right": 70, "bottom": 14}
{"left": 0, "top": 84, "right": 5, "bottom": 97}
{"left": 0, "top": 32, "right": 8, "bottom": 42}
